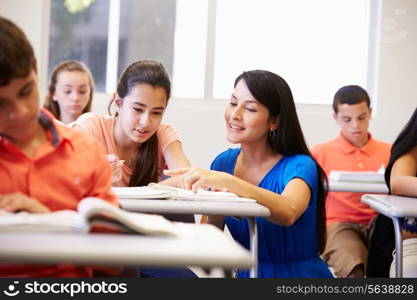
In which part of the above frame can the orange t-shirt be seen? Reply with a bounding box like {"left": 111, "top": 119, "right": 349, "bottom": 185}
{"left": 0, "top": 109, "right": 118, "bottom": 277}
{"left": 311, "top": 133, "right": 391, "bottom": 225}
{"left": 73, "top": 112, "right": 179, "bottom": 186}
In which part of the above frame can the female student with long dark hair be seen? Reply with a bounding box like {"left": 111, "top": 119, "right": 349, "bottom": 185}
{"left": 166, "top": 70, "right": 333, "bottom": 278}
{"left": 73, "top": 60, "right": 190, "bottom": 189}
{"left": 367, "top": 107, "right": 417, "bottom": 277}
{"left": 73, "top": 60, "right": 196, "bottom": 277}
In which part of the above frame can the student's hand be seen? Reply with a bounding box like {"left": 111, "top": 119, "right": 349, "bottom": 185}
{"left": 0, "top": 193, "right": 50, "bottom": 213}
{"left": 206, "top": 215, "right": 226, "bottom": 230}
{"left": 106, "top": 154, "right": 124, "bottom": 183}
{"left": 163, "top": 167, "right": 231, "bottom": 193}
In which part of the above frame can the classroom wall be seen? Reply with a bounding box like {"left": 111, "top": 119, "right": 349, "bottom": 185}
{"left": 0, "top": 0, "right": 51, "bottom": 91}
{"left": 1, "top": 0, "right": 416, "bottom": 168}
{"left": 374, "top": 0, "right": 417, "bottom": 141}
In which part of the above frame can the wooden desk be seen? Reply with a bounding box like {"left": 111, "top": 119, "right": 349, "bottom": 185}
{"left": 361, "top": 194, "right": 417, "bottom": 277}
{"left": 0, "top": 223, "right": 253, "bottom": 271}
{"left": 119, "top": 198, "right": 271, "bottom": 278}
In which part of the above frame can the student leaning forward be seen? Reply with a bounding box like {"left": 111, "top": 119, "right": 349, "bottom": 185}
{"left": 0, "top": 17, "right": 117, "bottom": 278}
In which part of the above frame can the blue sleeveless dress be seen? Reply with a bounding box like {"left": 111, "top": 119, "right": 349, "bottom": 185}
{"left": 211, "top": 148, "right": 333, "bottom": 278}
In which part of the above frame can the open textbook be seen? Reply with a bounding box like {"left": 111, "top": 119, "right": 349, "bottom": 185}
{"left": 112, "top": 183, "right": 256, "bottom": 203}
{"left": 329, "top": 170, "right": 385, "bottom": 183}
{"left": 0, "top": 197, "right": 177, "bottom": 235}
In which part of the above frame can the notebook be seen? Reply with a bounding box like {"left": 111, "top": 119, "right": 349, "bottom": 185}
{"left": 112, "top": 183, "right": 256, "bottom": 203}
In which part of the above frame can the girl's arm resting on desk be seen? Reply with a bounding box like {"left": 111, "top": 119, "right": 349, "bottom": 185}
{"left": 158, "top": 141, "right": 191, "bottom": 187}
{"left": 164, "top": 167, "right": 310, "bottom": 226}
{"left": 390, "top": 148, "right": 417, "bottom": 197}
{"left": 0, "top": 193, "right": 50, "bottom": 213}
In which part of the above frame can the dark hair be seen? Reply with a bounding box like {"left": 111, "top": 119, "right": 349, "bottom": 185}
{"left": 44, "top": 60, "right": 94, "bottom": 120}
{"left": 109, "top": 60, "right": 171, "bottom": 187}
{"left": 234, "top": 70, "right": 328, "bottom": 254}
{"left": 384, "top": 107, "right": 417, "bottom": 191}
{"left": 0, "top": 17, "right": 37, "bottom": 86}
{"left": 332, "top": 85, "right": 371, "bottom": 113}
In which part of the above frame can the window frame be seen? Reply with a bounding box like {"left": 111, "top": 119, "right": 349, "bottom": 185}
{"left": 45, "top": 0, "right": 382, "bottom": 107}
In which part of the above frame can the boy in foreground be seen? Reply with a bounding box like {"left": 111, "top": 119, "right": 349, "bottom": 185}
{"left": 0, "top": 16, "right": 117, "bottom": 277}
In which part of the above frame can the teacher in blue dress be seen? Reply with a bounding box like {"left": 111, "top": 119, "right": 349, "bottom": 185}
{"left": 165, "top": 70, "right": 333, "bottom": 278}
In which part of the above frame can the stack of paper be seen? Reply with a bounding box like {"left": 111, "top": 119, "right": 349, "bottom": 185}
{"left": 111, "top": 186, "right": 173, "bottom": 199}
{"left": 112, "top": 184, "right": 256, "bottom": 203}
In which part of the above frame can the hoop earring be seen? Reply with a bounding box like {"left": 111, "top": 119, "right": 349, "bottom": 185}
{"left": 269, "top": 130, "right": 276, "bottom": 141}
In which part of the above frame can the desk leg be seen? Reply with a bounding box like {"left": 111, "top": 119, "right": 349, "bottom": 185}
{"left": 392, "top": 217, "right": 403, "bottom": 278}
{"left": 248, "top": 217, "right": 258, "bottom": 278}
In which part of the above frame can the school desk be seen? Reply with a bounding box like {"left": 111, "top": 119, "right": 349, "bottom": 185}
{"left": 361, "top": 194, "right": 417, "bottom": 278}
{"left": 0, "top": 223, "right": 252, "bottom": 275}
{"left": 119, "top": 198, "right": 271, "bottom": 278}
{"left": 329, "top": 180, "right": 389, "bottom": 193}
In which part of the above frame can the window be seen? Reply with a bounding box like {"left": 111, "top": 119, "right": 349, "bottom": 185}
{"left": 49, "top": 0, "right": 373, "bottom": 104}
{"left": 49, "top": 0, "right": 109, "bottom": 91}
{"left": 49, "top": 0, "right": 176, "bottom": 93}
{"left": 213, "top": 0, "right": 371, "bottom": 104}
{"left": 117, "top": 0, "right": 176, "bottom": 84}
{"left": 172, "top": 0, "right": 208, "bottom": 99}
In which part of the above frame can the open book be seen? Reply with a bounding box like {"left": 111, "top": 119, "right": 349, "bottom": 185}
{"left": 329, "top": 170, "right": 385, "bottom": 183}
{"left": 0, "top": 197, "right": 177, "bottom": 236}
{"left": 112, "top": 183, "right": 256, "bottom": 203}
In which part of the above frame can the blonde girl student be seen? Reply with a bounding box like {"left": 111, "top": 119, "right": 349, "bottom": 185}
{"left": 44, "top": 60, "right": 94, "bottom": 124}
{"left": 166, "top": 70, "right": 333, "bottom": 278}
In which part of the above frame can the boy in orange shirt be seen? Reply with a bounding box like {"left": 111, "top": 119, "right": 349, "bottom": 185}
{"left": 311, "top": 85, "right": 391, "bottom": 278}
{"left": 0, "top": 17, "right": 117, "bottom": 277}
